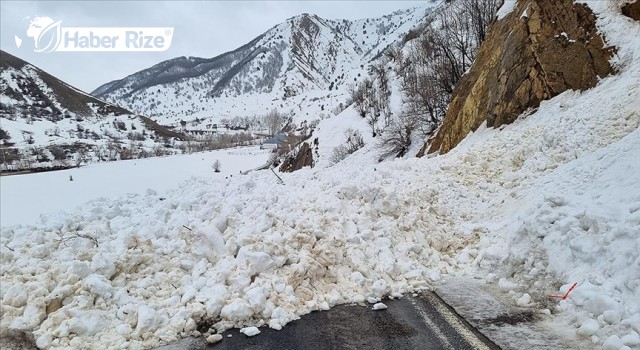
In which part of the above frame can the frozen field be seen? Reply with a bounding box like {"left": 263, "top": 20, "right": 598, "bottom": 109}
{"left": 0, "top": 147, "right": 271, "bottom": 227}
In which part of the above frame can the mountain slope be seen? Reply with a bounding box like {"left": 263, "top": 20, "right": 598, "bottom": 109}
{"left": 0, "top": 50, "right": 184, "bottom": 170}
{"left": 92, "top": 3, "right": 441, "bottom": 126}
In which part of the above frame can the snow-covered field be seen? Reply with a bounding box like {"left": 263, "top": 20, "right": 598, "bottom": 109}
{"left": 0, "top": 147, "right": 271, "bottom": 227}
{"left": 1, "top": 2, "right": 639, "bottom": 350}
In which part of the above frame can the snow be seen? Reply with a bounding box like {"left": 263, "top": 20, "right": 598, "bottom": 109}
{"left": 496, "top": 1, "right": 517, "bottom": 20}
{"left": 94, "top": 3, "right": 441, "bottom": 131}
{"left": 1, "top": 1, "right": 639, "bottom": 350}
{"left": 240, "top": 326, "right": 260, "bottom": 337}
{"left": 0, "top": 146, "right": 270, "bottom": 226}
{"left": 372, "top": 302, "right": 388, "bottom": 310}
{"left": 206, "top": 334, "right": 222, "bottom": 343}
{"left": 578, "top": 319, "right": 601, "bottom": 337}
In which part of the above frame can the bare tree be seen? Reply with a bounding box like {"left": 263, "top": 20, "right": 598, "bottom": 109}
{"left": 329, "top": 129, "right": 365, "bottom": 165}
{"left": 394, "top": 0, "right": 500, "bottom": 143}
{"left": 378, "top": 114, "right": 416, "bottom": 160}
{"left": 264, "top": 109, "right": 285, "bottom": 136}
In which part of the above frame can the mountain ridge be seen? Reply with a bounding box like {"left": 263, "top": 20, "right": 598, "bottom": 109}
{"left": 91, "top": 3, "right": 441, "bottom": 125}
{"left": 0, "top": 49, "right": 185, "bottom": 170}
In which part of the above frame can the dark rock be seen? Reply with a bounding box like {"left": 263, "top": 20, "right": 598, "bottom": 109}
{"left": 279, "top": 142, "right": 313, "bottom": 172}
{"left": 622, "top": 0, "right": 640, "bottom": 20}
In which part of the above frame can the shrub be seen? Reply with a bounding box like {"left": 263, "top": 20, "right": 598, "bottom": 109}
{"left": 212, "top": 159, "right": 221, "bottom": 173}
{"left": 378, "top": 114, "right": 415, "bottom": 159}
{"left": 329, "top": 129, "right": 365, "bottom": 165}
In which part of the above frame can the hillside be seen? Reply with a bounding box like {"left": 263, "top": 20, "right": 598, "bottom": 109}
{"left": 92, "top": 3, "right": 440, "bottom": 128}
{"left": 0, "top": 50, "right": 186, "bottom": 171}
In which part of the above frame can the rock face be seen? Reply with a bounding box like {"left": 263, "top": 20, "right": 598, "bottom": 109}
{"left": 279, "top": 140, "right": 315, "bottom": 172}
{"left": 622, "top": 0, "right": 640, "bottom": 20}
{"left": 423, "top": 0, "right": 615, "bottom": 155}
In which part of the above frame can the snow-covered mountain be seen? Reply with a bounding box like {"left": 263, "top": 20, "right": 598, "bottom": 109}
{"left": 92, "top": 3, "right": 440, "bottom": 126}
{"left": 0, "top": 50, "right": 185, "bottom": 170}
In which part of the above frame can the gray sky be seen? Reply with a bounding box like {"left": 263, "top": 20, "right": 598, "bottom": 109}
{"left": 1, "top": 1, "right": 424, "bottom": 93}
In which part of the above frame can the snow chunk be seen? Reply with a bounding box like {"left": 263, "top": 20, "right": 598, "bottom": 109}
{"left": 498, "top": 278, "right": 519, "bottom": 291}
{"left": 2, "top": 284, "right": 28, "bottom": 307}
{"left": 240, "top": 326, "right": 260, "bottom": 337}
{"left": 577, "top": 319, "right": 599, "bottom": 337}
{"left": 371, "top": 279, "right": 390, "bottom": 298}
{"left": 206, "top": 334, "right": 223, "bottom": 344}
{"left": 236, "top": 247, "right": 275, "bottom": 276}
{"left": 372, "top": 303, "right": 388, "bottom": 310}
{"left": 516, "top": 293, "right": 532, "bottom": 307}
{"left": 135, "top": 305, "right": 158, "bottom": 334}
{"left": 603, "top": 310, "right": 621, "bottom": 325}
{"left": 191, "top": 225, "right": 225, "bottom": 263}
{"left": 602, "top": 335, "right": 623, "bottom": 350}
{"left": 84, "top": 274, "right": 114, "bottom": 299}
{"left": 220, "top": 298, "right": 253, "bottom": 321}
{"left": 622, "top": 314, "right": 640, "bottom": 334}
{"left": 67, "top": 261, "right": 92, "bottom": 279}
{"left": 621, "top": 332, "right": 640, "bottom": 347}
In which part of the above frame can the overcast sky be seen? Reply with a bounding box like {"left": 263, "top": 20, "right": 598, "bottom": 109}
{"left": 1, "top": 1, "right": 424, "bottom": 93}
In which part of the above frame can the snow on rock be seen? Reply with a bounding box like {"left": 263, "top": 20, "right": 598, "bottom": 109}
{"left": 496, "top": 0, "right": 517, "bottom": 20}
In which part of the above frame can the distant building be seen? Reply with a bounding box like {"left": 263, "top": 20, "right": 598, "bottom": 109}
{"left": 261, "top": 133, "right": 288, "bottom": 150}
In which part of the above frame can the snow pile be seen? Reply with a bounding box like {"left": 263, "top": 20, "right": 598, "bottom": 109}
{"left": 1, "top": 1, "right": 639, "bottom": 350}
{"left": 0, "top": 158, "right": 469, "bottom": 349}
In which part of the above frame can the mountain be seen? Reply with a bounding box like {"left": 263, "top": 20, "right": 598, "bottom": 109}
{"left": 0, "top": 50, "right": 184, "bottom": 170}
{"left": 92, "top": 3, "right": 441, "bottom": 127}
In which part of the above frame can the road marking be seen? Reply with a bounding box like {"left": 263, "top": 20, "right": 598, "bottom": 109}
{"left": 409, "top": 298, "right": 456, "bottom": 350}
{"left": 424, "top": 293, "right": 494, "bottom": 350}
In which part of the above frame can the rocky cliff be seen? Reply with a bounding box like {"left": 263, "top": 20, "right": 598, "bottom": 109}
{"left": 422, "top": 0, "right": 616, "bottom": 156}
{"left": 622, "top": 0, "right": 640, "bottom": 20}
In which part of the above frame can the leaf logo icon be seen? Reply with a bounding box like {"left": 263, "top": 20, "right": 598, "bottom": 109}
{"left": 34, "top": 20, "right": 61, "bottom": 53}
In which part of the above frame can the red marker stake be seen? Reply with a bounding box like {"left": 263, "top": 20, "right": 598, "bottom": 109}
{"left": 548, "top": 282, "right": 578, "bottom": 300}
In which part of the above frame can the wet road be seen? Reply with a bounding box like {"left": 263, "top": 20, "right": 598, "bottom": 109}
{"left": 158, "top": 291, "right": 500, "bottom": 350}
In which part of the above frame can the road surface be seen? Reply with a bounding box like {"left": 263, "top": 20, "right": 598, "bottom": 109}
{"left": 158, "top": 291, "right": 500, "bottom": 350}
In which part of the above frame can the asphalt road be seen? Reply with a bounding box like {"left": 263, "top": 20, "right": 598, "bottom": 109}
{"left": 159, "top": 291, "right": 500, "bottom": 350}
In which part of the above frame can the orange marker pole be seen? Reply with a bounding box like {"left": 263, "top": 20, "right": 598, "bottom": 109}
{"left": 561, "top": 282, "right": 578, "bottom": 300}
{"left": 547, "top": 282, "right": 578, "bottom": 300}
